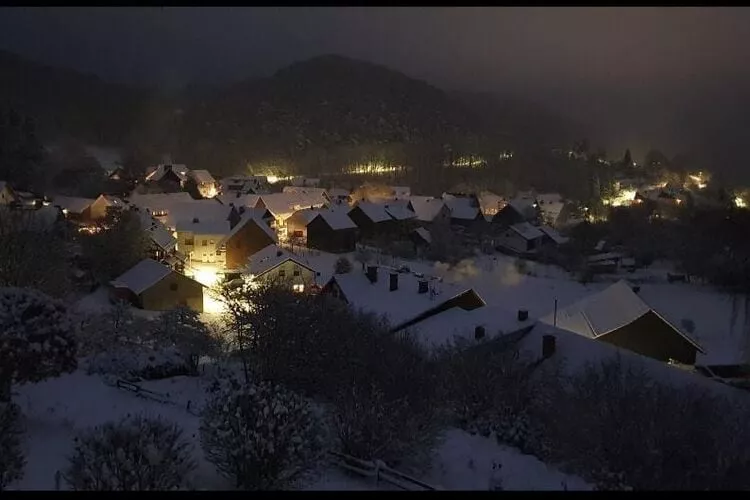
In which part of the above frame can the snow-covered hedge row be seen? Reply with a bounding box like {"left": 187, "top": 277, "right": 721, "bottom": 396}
{"left": 200, "top": 378, "right": 327, "bottom": 490}
{"left": 64, "top": 415, "right": 195, "bottom": 491}
{"left": 85, "top": 346, "right": 192, "bottom": 381}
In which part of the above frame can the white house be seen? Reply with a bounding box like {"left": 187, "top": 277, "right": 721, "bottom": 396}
{"left": 496, "top": 222, "right": 545, "bottom": 254}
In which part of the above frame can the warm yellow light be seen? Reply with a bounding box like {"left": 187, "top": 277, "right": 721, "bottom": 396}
{"left": 267, "top": 175, "right": 280, "bottom": 184}
{"left": 292, "top": 283, "right": 305, "bottom": 293}
{"left": 735, "top": 197, "right": 747, "bottom": 208}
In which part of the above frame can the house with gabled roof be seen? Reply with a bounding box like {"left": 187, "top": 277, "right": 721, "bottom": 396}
{"left": 442, "top": 193, "right": 484, "bottom": 226}
{"left": 246, "top": 244, "right": 320, "bottom": 292}
{"left": 52, "top": 195, "right": 96, "bottom": 223}
{"left": 406, "top": 196, "right": 452, "bottom": 225}
{"left": 321, "top": 265, "right": 486, "bottom": 332}
{"left": 286, "top": 207, "right": 358, "bottom": 253}
{"left": 496, "top": 222, "right": 545, "bottom": 254}
{"left": 218, "top": 212, "right": 278, "bottom": 271}
{"left": 109, "top": 258, "right": 204, "bottom": 312}
{"left": 539, "top": 280, "right": 706, "bottom": 365}
{"left": 187, "top": 169, "right": 218, "bottom": 199}
{"left": 347, "top": 200, "right": 395, "bottom": 238}
{"left": 492, "top": 195, "right": 539, "bottom": 228}
{"left": 144, "top": 164, "right": 189, "bottom": 193}
{"left": 536, "top": 193, "right": 566, "bottom": 227}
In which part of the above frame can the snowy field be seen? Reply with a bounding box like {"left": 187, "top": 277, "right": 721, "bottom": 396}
{"left": 8, "top": 370, "right": 588, "bottom": 491}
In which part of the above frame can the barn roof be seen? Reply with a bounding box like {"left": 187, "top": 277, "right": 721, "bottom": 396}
{"left": 52, "top": 195, "right": 96, "bottom": 214}
{"left": 539, "top": 280, "right": 705, "bottom": 353}
{"left": 351, "top": 201, "right": 392, "bottom": 223}
{"left": 407, "top": 196, "right": 447, "bottom": 222}
{"left": 510, "top": 222, "right": 545, "bottom": 240}
{"left": 443, "top": 195, "right": 480, "bottom": 220}
{"left": 111, "top": 259, "right": 177, "bottom": 295}
{"left": 247, "top": 244, "right": 317, "bottom": 277}
{"left": 189, "top": 169, "right": 216, "bottom": 185}
{"left": 216, "top": 213, "right": 277, "bottom": 248}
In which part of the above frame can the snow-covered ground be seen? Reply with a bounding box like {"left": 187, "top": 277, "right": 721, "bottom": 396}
{"left": 9, "top": 370, "right": 585, "bottom": 491}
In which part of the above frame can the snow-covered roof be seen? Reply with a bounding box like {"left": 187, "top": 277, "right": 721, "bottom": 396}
{"left": 477, "top": 191, "right": 507, "bottom": 213}
{"left": 317, "top": 209, "right": 358, "bottom": 230}
{"left": 538, "top": 280, "right": 704, "bottom": 352}
{"left": 146, "top": 224, "right": 177, "bottom": 252}
{"left": 510, "top": 222, "right": 544, "bottom": 240}
{"left": 247, "top": 244, "right": 316, "bottom": 277}
{"left": 101, "top": 195, "right": 125, "bottom": 208}
{"left": 536, "top": 193, "right": 565, "bottom": 221}
{"left": 217, "top": 212, "right": 277, "bottom": 248}
{"left": 408, "top": 196, "right": 447, "bottom": 222}
{"left": 390, "top": 186, "right": 411, "bottom": 199}
{"left": 508, "top": 196, "right": 537, "bottom": 215}
{"left": 127, "top": 191, "right": 194, "bottom": 210}
{"left": 413, "top": 227, "right": 432, "bottom": 244}
{"left": 175, "top": 217, "right": 231, "bottom": 235}
{"left": 328, "top": 269, "right": 484, "bottom": 329}
{"left": 129, "top": 196, "right": 231, "bottom": 230}
{"left": 145, "top": 164, "right": 188, "bottom": 183}
{"left": 383, "top": 200, "right": 417, "bottom": 221}
{"left": 282, "top": 186, "right": 327, "bottom": 198}
{"left": 189, "top": 169, "right": 216, "bottom": 185}
{"left": 216, "top": 193, "right": 261, "bottom": 208}
{"left": 412, "top": 304, "right": 527, "bottom": 350}
{"left": 443, "top": 196, "right": 480, "bottom": 220}
{"left": 351, "top": 201, "right": 392, "bottom": 223}
{"left": 52, "top": 195, "right": 95, "bottom": 214}
{"left": 538, "top": 225, "right": 569, "bottom": 245}
{"left": 259, "top": 193, "right": 326, "bottom": 220}
{"left": 587, "top": 252, "right": 624, "bottom": 263}
{"left": 110, "top": 259, "right": 177, "bottom": 295}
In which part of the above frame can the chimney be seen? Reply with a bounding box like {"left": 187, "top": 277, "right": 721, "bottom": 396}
{"left": 517, "top": 309, "right": 529, "bottom": 321}
{"left": 192, "top": 217, "right": 200, "bottom": 224}
{"left": 366, "top": 266, "right": 378, "bottom": 283}
{"left": 276, "top": 250, "right": 283, "bottom": 257}
{"left": 542, "top": 335, "right": 556, "bottom": 359}
{"left": 475, "top": 325, "right": 486, "bottom": 340}
{"left": 418, "top": 280, "right": 429, "bottom": 294}
{"left": 389, "top": 272, "right": 398, "bottom": 291}
{"left": 632, "top": 285, "right": 641, "bottom": 294}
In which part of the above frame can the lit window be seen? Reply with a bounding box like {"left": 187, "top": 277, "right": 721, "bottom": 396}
{"left": 292, "top": 283, "right": 304, "bottom": 293}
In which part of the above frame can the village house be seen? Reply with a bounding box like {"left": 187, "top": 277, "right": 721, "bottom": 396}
{"left": 226, "top": 203, "right": 274, "bottom": 229}
{"left": 536, "top": 193, "right": 566, "bottom": 227}
{"left": 110, "top": 258, "right": 205, "bottom": 312}
{"left": 286, "top": 207, "right": 358, "bottom": 253}
{"left": 496, "top": 222, "right": 546, "bottom": 255}
{"left": 247, "top": 244, "right": 320, "bottom": 292}
{"left": 187, "top": 169, "right": 218, "bottom": 198}
{"left": 477, "top": 191, "right": 507, "bottom": 219}
{"left": 87, "top": 194, "right": 126, "bottom": 221}
{"left": 321, "top": 265, "right": 486, "bottom": 332}
{"left": 136, "top": 209, "right": 179, "bottom": 262}
{"left": 406, "top": 196, "right": 452, "bottom": 225}
{"left": 442, "top": 194, "right": 484, "bottom": 226}
{"left": 217, "top": 212, "right": 278, "bottom": 271}
{"left": 347, "top": 200, "right": 395, "bottom": 239}
{"left": 0, "top": 181, "right": 18, "bottom": 205}
{"left": 325, "top": 188, "right": 351, "bottom": 205}
{"left": 175, "top": 218, "right": 230, "bottom": 267}
{"left": 539, "top": 280, "right": 705, "bottom": 365}
{"left": 128, "top": 192, "right": 229, "bottom": 231}
{"left": 254, "top": 192, "right": 327, "bottom": 234}
{"left": 52, "top": 195, "right": 96, "bottom": 223}
{"left": 492, "top": 196, "right": 539, "bottom": 228}
{"left": 144, "top": 164, "right": 189, "bottom": 193}
{"left": 389, "top": 186, "right": 411, "bottom": 199}
{"left": 410, "top": 227, "right": 432, "bottom": 251}
{"left": 538, "top": 225, "right": 570, "bottom": 247}
{"left": 219, "top": 175, "right": 269, "bottom": 196}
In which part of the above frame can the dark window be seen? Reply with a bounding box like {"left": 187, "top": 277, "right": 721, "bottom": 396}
{"left": 169, "top": 283, "right": 178, "bottom": 291}
{"left": 202, "top": 240, "right": 208, "bottom": 246}
{"left": 216, "top": 251, "right": 221, "bottom": 256}
{"left": 209, "top": 240, "right": 215, "bottom": 245}
{"left": 293, "top": 269, "right": 300, "bottom": 277}
{"left": 278, "top": 269, "right": 286, "bottom": 278}
{"left": 185, "top": 238, "right": 194, "bottom": 246}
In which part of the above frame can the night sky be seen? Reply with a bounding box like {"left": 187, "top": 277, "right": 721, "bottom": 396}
{"left": 1, "top": 7, "right": 749, "bottom": 163}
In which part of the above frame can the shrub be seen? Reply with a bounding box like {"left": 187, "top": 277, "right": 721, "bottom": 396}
{"left": 0, "top": 402, "right": 25, "bottom": 491}
{"left": 0, "top": 287, "right": 78, "bottom": 401}
{"left": 333, "top": 257, "right": 352, "bottom": 275}
{"left": 64, "top": 416, "right": 195, "bottom": 491}
{"left": 200, "top": 379, "right": 327, "bottom": 490}
{"left": 86, "top": 345, "right": 192, "bottom": 381}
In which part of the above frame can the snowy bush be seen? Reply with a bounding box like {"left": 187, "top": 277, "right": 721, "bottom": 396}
{"left": 86, "top": 345, "right": 192, "bottom": 381}
{"left": 0, "top": 402, "right": 25, "bottom": 491}
{"left": 76, "top": 301, "right": 150, "bottom": 357}
{"left": 0, "top": 287, "right": 78, "bottom": 401}
{"left": 333, "top": 256, "right": 352, "bottom": 274}
{"left": 200, "top": 379, "right": 327, "bottom": 490}
{"left": 64, "top": 416, "right": 195, "bottom": 491}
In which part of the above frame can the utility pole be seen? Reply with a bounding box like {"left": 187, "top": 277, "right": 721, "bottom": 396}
{"left": 553, "top": 298, "right": 558, "bottom": 327}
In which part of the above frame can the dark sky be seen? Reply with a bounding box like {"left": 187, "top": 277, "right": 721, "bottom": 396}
{"left": 1, "top": 7, "right": 750, "bottom": 163}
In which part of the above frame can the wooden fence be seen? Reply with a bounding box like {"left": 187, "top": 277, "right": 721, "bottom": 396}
{"left": 327, "top": 450, "right": 439, "bottom": 491}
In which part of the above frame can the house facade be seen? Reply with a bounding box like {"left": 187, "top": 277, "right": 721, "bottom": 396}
{"left": 221, "top": 216, "right": 278, "bottom": 270}
{"left": 110, "top": 259, "right": 204, "bottom": 312}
